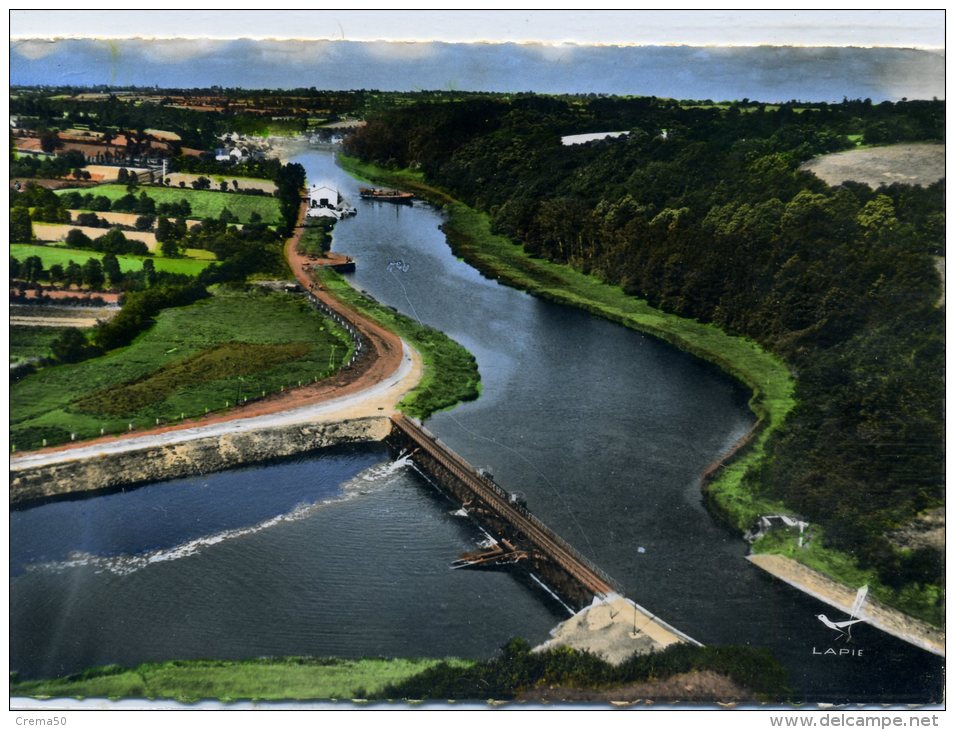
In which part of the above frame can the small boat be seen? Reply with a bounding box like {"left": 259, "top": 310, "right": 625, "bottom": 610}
{"left": 359, "top": 186, "right": 414, "bottom": 203}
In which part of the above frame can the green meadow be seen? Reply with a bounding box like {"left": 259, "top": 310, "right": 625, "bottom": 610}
{"left": 10, "top": 243, "right": 213, "bottom": 277}
{"left": 56, "top": 184, "right": 282, "bottom": 225}
{"left": 10, "top": 288, "right": 354, "bottom": 450}
{"left": 10, "top": 657, "right": 471, "bottom": 703}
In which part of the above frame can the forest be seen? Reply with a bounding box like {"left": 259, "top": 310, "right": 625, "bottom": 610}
{"left": 344, "top": 95, "right": 945, "bottom": 596}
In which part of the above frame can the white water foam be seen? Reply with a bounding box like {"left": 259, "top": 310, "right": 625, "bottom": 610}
{"left": 25, "top": 456, "right": 413, "bottom": 577}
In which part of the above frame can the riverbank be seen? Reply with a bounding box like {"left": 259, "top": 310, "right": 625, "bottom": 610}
{"left": 10, "top": 417, "right": 391, "bottom": 504}
{"left": 335, "top": 153, "right": 942, "bottom": 633}
{"left": 748, "top": 555, "right": 944, "bottom": 657}
{"left": 315, "top": 268, "right": 480, "bottom": 419}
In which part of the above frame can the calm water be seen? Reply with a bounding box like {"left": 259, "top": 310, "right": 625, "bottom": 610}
{"left": 10, "top": 147, "right": 942, "bottom": 703}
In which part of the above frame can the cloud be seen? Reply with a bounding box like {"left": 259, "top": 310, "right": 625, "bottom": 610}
{"left": 363, "top": 41, "right": 439, "bottom": 61}
{"left": 134, "top": 38, "right": 226, "bottom": 64}
{"left": 11, "top": 39, "right": 59, "bottom": 60}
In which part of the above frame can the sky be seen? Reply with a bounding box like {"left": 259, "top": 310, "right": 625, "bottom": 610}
{"left": 9, "top": 9, "right": 945, "bottom": 47}
{"left": 7, "top": 10, "right": 946, "bottom": 102}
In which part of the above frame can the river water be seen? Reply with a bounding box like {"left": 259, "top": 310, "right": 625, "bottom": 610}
{"left": 10, "top": 146, "right": 942, "bottom": 703}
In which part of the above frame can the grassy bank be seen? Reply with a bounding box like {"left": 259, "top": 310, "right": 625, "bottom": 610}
{"left": 55, "top": 185, "right": 282, "bottom": 225}
{"left": 336, "top": 154, "right": 940, "bottom": 626}
{"left": 315, "top": 268, "right": 480, "bottom": 420}
{"left": 10, "top": 657, "right": 471, "bottom": 703}
{"left": 10, "top": 288, "right": 354, "bottom": 451}
{"left": 11, "top": 243, "right": 212, "bottom": 277}
{"left": 753, "top": 530, "right": 943, "bottom": 626}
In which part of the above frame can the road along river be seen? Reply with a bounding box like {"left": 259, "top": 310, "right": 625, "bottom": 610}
{"left": 10, "top": 145, "right": 942, "bottom": 703}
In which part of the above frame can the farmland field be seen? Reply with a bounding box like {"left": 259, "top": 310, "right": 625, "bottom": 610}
{"left": 10, "top": 244, "right": 212, "bottom": 277}
{"left": 10, "top": 288, "right": 354, "bottom": 450}
{"left": 800, "top": 143, "right": 945, "bottom": 188}
{"left": 34, "top": 223, "right": 158, "bottom": 250}
{"left": 55, "top": 184, "right": 282, "bottom": 224}
{"left": 163, "top": 173, "right": 277, "bottom": 195}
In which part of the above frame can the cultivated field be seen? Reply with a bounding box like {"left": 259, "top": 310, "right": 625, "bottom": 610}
{"left": 163, "top": 173, "right": 277, "bottom": 195}
{"left": 34, "top": 223, "right": 158, "bottom": 250}
{"left": 800, "top": 143, "right": 945, "bottom": 188}
{"left": 56, "top": 185, "right": 282, "bottom": 224}
{"left": 11, "top": 243, "right": 213, "bottom": 277}
{"left": 10, "top": 304, "right": 118, "bottom": 329}
{"left": 10, "top": 289, "right": 354, "bottom": 449}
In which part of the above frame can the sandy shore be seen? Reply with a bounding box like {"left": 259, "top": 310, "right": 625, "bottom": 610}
{"left": 748, "top": 554, "right": 944, "bottom": 657}
{"left": 534, "top": 594, "right": 700, "bottom": 665}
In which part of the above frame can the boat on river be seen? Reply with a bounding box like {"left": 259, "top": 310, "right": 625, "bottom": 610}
{"left": 359, "top": 186, "right": 414, "bottom": 203}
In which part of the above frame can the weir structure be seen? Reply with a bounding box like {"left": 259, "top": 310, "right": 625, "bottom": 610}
{"left": 389, "top": 414, "right": 621, "bottom": 611}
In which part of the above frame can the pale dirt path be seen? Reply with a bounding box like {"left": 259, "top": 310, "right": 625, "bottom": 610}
{"left": 11, "top": 200, "right": 423, "bottom": 471}
{"left": 747, "top": 554, "right": 944, "bottom": 657}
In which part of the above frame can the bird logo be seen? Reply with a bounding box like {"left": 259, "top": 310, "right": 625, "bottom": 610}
{"left": 816, "top": 585, "right": 868, "bottom": 642}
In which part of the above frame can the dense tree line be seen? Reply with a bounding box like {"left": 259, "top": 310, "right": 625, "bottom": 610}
{"left": 345, "top": 96, "right": 945, "bottom": 591}
{"left": 376, "top": 638, "right": 788, "bottom": 701}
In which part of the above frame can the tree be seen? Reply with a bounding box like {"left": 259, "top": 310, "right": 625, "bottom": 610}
{"left": 65, "top": 228, "right": 94, "bottom": 249}
{"left": 48, "top": 263, "right": 65, "bottom": 284}
{"left": 64, "top": 260, "right": 83, "bottom": 288}
{"left": 10, "top": 255, "right": 21, "bottom": 279}
{"left": 134, "top": 215, "right": 156, "bottom": 231}
{"left": 10, "top": 207, "right": 33, "bottom": 241}
{"left": 161, "top": 236, "right": 182, "bottom": 258}
{"left": 102, "top": 252, "right": 122, "bottom": 287}
{"left": 51, "top": 328, "right": 96, "bottom": 363}
{"left": 141, "top": 258, "right": 157, "bottom": 287}
{"left": 39, "top": 130, "right": 61, "bottom": 154}
{"left": 220, "top": 180, "right": 230, "bottom": 192}
{"left": 81, "top": 257, "right": 105, "bottom": 290}
{"left": 22, "top": 255, "right": 44, "bottom": 282}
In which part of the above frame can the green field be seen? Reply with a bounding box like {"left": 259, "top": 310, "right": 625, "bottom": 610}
{"left": 10, "top": 288, "right": 354, "bottom": 450}
{"left": 10, "top": 657, "right": 470, "bottom": 702}
{"left": 10, "top": 326, "right": 72, "bottom": 365}
{"left": 10, "top": 243, "right": 212, "bottom": 277}
{"left": 56, "top": 184, "right": 282, "bottom": 225}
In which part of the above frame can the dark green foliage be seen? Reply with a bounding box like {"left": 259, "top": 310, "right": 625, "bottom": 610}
{"left": 50, "top": 328, "right": 101, "bottom": 364}
{"left": 274, "top": 162, "right": 307, "bottom": 236}
{"left": 10, "top": 206, "right": 33, "bottom": 241}
{"left": 377, "top": 640, "right": 789, "bottom": 702}
{"left": 65, "top": 228, "right": 93, "bottom": 249}
{"left": 346, "top": 95, "right": 945, "bottom": 591}
{"left": 81, "top": 257, "right": 104, "bottom": 289}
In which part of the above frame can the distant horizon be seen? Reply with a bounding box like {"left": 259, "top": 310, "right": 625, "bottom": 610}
{"left": 10, "top": 40, "right": 944, "bottom": 103}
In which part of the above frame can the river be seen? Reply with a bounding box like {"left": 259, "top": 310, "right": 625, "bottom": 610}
{"left": 10, "top": 146, "right": 943, "bottom": 703}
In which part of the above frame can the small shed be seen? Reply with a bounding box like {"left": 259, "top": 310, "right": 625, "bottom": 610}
{"left": 309, "top": 184, "right": 339, "bottom": 209}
